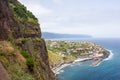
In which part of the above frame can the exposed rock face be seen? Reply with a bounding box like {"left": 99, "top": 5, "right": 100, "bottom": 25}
{"left": 0, "top": 0, "right": 13, "bottom": 40}
{"left": 0, "top": 0, "right": 56, "bottom": 80}
{"left": 0, "top": 0, "right": 21, "bottom": 40}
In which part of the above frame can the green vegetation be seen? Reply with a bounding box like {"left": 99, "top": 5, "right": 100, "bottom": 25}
{"left": 48, "top": 51, "right": 63, "bottom": 67}
{"left": 20, "top": 50, "right": 34, "bottom": 71}
{"left": 0, "top": 41, "right": 35, "bottom": 80}
{"left": 8, "top": 35, "right": 14, "bottom": 42}
{"left": 0, "top": 40, "right": 53, "bottom": 79}
{"left": 0, "top": 0, "right": 55, "bottom": 79}
{"left": 27, "top": 58, "right": 34, "bottom": 71}
{"left": 21, "top": 50, "right": 30, "bottom": 58}
{"left": 9, "top": 2, "right": 38, "bottom": 25}
{"left": 8, "top": 63, "right": 35, "bottom": 80}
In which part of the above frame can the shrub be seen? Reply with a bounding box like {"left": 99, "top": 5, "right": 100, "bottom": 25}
{"left": 26, "top": 58, "right": 34, "bottom": 71}
{"left": 8, "top": 35, "right": 14, "bottom": 42}
{"left": 28, "top": 18, "right": 38, "bottom": 25}
{"left": 11, "top": 3, "right": 38, "bottom": 25}
{"left": 20, "top": 50, "right": 34, "bottom": 71}
{"left": 21, "top": 50, "right": 30, "bottom": 58}
{"left": 63, "top": 57, "right": 67, "bottom": 60}
{"left": 13, "top": 4, "right": 27, "bottom": 20}
{"left": 27, "top": 11, "right": 38, "bottom": 20}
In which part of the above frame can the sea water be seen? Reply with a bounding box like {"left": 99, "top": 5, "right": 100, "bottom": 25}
{"left": 57, "top": 38, "right": 120, "bottom": 80}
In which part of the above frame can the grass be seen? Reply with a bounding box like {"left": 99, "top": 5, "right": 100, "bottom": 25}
{"left": 48, "top": 51, "right": 63, "bottom": 67}
{"left": 8, "top": 63, "right": 35, "bottom": 80}
{"left": 0, "top": 41, "right": 35, "bottom": 80}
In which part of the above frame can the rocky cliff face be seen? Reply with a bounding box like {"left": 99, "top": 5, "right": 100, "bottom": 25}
{"left": 0, "top": 0, "right": 21, "bottom": 40}
{"left": 0, "top": 0, "right": 56, "bottom": 80}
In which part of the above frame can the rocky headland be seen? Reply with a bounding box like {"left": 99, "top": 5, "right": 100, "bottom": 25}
{"left": 46, "top": 40, "right": 110, "bottom": 74}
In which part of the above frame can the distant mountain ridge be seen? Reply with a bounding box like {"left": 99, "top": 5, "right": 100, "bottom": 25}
{"left": 42, "top": 32, "right": 92, "bottom": 39}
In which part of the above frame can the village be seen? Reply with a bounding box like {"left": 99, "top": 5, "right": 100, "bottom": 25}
{"left": 46, "top": 40, "right": 110, "bottom": 73}
{"left": 46, "top": 40, "right": 108, "bottom": 58}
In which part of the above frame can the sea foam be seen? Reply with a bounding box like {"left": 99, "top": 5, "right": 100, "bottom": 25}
{"left": 104, "top": 50, "right": 113, "bottom": 61}
{"left": 91, "top": 50, "right": 113, "bottom": 67}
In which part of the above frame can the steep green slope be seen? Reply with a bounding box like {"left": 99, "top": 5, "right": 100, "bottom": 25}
{"left": 0, "top": 41, "right": 35, "bottom": 80}
{"left": 9, "top": 0, "right": 38, "bottom": 25}
{"left": 0, "top": 0, "right": 56, "bottom": 80}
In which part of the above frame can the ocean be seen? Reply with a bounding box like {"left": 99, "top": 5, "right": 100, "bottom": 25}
{"left": 56, "top": 38, "right": 120, "bottom": 80}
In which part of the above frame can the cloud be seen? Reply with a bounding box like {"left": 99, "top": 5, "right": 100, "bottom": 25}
{"left": 52, "top": 0, "right": 63, "bottom": 4}
{"left": 19, "top": 0, "right": 52, "bottom": 17}
{"left": 19, "top": 0, "right": 120, "bottom": 38}
{"left": 41, "top": 21, "right": 120, "bottom": 38}
{"left": 26, "top": 5, "right": 52, "bottom": 16}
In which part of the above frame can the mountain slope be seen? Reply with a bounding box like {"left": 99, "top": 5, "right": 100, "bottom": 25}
{"left": 42, "top": 32, "right": 92, "bottom": 39}
{"left": 0, "top": 0, "right": 56, "bottom": 80}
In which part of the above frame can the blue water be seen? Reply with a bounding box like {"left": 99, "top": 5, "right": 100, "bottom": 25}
{"left": 57, "top": 38, "right": 120, "bottom": 80}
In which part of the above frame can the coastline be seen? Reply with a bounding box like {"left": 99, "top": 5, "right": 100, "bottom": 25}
{"left": 52, "top": 50, "right": 112, "bottom": 75}
{"left": 52, "top": 64, "right": 71, "bottom": 74}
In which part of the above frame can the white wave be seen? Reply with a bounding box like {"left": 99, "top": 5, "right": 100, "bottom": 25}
{"left": 104, "top": 50, "right": 114, "bottom": 61}
{"left": 56, "top": 70, "right": 64, "bottom": 75}
{"left": 55, "top": 63, "right": 78, "bottom": 74}
{"left": 55, "top": 50, "right": 114, "bottom": 74}
{"left": 53, "top": 64, "right": 71, "bottom": 75}
{"left": 91, "top": 50, "right": 113, "bottom": 67}
{"left": 59, "top": 70, "right": 64, "bottom": 73}
{"left": 69, "top": 64, "right": 74, "bottom": 67}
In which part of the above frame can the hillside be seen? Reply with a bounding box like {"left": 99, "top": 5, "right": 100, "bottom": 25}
{"left": 42, "top": 32, "right": 92, "bottom": 39}
{"left": 0, "top": 0, "right": 56, "bottom": 80}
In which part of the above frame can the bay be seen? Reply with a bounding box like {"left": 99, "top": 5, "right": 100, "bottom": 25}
{"left": 57, "top": 38, "right": 120, "bottom": 80}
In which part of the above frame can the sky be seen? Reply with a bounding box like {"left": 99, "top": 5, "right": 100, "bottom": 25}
{"left": 19, "top": 0, "right": 120, "bottom": 38}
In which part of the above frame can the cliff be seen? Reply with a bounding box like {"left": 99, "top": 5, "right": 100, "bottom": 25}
{"left": 0, "top": 0, "right": 56, "bottom": 80}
